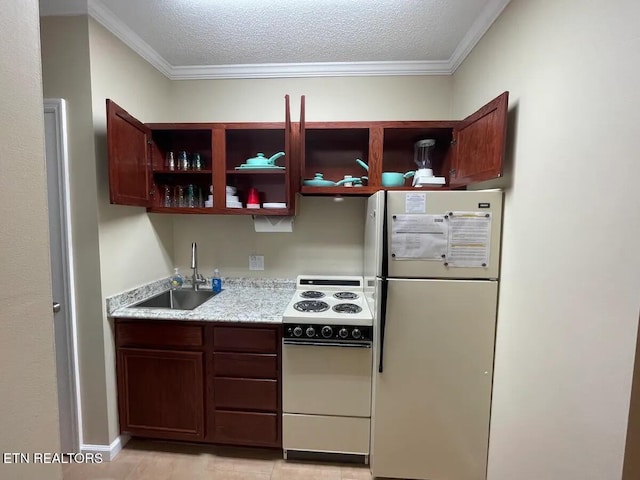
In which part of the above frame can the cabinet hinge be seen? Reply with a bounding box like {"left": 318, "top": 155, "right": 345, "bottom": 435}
{"left": 450, "top": 169, "right": 456, "bottom": 177}
{"left": 450, "top": 138, "right": 457, "bottom": 145}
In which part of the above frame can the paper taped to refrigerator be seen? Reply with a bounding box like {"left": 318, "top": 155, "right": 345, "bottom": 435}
{"left": 446, "top": 212, "right": 492, "bottom": 267}
{"left": 391, "top": 214, "right": 448, "bottom": 259}
{"left": 404, "top": 192, "right": 426, "bottom": 213}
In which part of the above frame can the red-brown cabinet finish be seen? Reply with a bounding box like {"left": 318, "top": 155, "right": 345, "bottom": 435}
{"left": 450, "top": 91, "right": 509, "bottom": 187}
{"left": 299, "top": 91, "right": 510, "bottom": 194}
{"left": 106, "top": 96, "right": 296, "bottom": 215}
{"left": 114, "top": 320, "right": 282, "bottom": 449}
{"left": 117, "top": 348, "right": 205, "bottom": 441}
{"left": 208, "top": 324, "right": 282, "bottom": 448}
{"left": 106, "top": 100, "right": 152, "bottom": 206}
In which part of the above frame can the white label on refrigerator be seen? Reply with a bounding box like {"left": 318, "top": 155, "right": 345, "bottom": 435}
{"left": 391, "top": 214, "right": 448, "bottom": 259}
{"left": 405, "top": 192, "right": 426, "bottom": 213}
{"left": 446, "top": 212, "right": 492, "bottom": 267}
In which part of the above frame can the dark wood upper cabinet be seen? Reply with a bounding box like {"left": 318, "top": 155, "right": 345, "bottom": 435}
{"left": 106, "top": 96, "right": 295, "bottom": 215}
{"left": 299, "top": 92, "right": 509, "bottom": 194}
{"left": 450, "top": 91, "right": 509, "bottom": 188}
{"left": 106, "top": 99, "right": 152, "bottom": 207}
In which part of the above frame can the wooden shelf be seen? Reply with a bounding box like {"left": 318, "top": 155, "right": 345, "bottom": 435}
{"left": 226, "top": 169, "right": 286, "bottom": 175}
{"left": 221, "top": 208, "right": 291, "bottom": 216}
{"left": 300, "top": 186, "right": 378, "bottom": 196}
{"left": 147, "top": 207, "right": 292, "bottom": 216}
{"left": 153, "top": 170, "right": 212, "bottom": 175}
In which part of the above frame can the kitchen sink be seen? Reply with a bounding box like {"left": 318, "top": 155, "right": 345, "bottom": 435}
{"left": 132, "top": 289, "right": 217, "bottom": 310}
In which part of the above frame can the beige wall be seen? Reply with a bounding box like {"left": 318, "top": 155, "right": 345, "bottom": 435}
{"left": 452, "top": 1, "right": 640, "bottom": 479}
{"left": 88, "top": 17, "right": 174, "bottom": 441}
{"left": 172, "top": 196, "right": 366, "bottom": 278}
{"left": 0, "top": 1, "right": 62, "bottom": 479}
{"left": 89, "top": 18, "right": 174, "bottom": 297}
{"left": 169, "top": 76, "right": 452, "bottom": 122}
{"left": 169, "top": 76, "right": 452, "bottom": 277}
{"left": 40, "top": 15, "right": 111, "bottom": 445}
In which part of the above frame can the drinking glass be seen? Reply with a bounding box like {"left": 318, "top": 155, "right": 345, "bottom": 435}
{"left": 178, "top": 151, "right": 189, "bottom": 171}
{"left": 165, "top": 152, "right": 175, "bottom": 171}
{"left": 174, "top": 185, "right": 185, "bottom": 207}
{"left": 186, "top": 184, "right": 196, "bottom": 208}
{"left": 162, "top": 185, "right": 172, "bottom": 207}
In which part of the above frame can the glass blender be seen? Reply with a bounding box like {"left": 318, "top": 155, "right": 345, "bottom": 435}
{"left": 413, "top": 139, "right": 435, "bottom": 186}
{"left": 413, "top": 139, "right": 445, "bottom": 187}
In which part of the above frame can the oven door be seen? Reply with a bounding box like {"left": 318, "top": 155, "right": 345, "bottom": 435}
{"left": 282, "top": 342, "right": 372, "bottom": 417}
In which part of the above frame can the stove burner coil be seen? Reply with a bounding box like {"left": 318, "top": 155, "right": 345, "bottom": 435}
{"left": 300, "top": 290, "right": 325, "bottom": 299}
{"left": 334, "top": 291, "right": 359, "bottom": 300}
{"left": 332, "top": 303, "right": 363, "bottom": 314}
{"left": 294, "top": 300, "right": 330, "bottom": 313}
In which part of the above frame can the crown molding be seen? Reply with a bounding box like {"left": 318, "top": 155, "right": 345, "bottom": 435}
{"left": 86, "top": 0, "right": 509, "bottom": 80}
{"left": 88, "top": 0, "right": 172, "bottom": 78}
{"left": 169, "top": 60, "right": 453, "bottom": 80}
{"left": 449, "top": 0, "right": 511, "bottom": 73}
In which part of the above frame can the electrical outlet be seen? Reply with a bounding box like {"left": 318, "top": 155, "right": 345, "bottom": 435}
{"left": 249, "top": 255, "right": 264, "bottom": 271}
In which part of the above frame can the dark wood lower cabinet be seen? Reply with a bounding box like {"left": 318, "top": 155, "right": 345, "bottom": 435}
{"left": 214, "top": 411, "right": 279, "bottom": 446}
{"left": 117, "top": 348, "right": 205, "bottom": 441}
{"left": 115, "top": 319, "right": 282, "bottom": 448}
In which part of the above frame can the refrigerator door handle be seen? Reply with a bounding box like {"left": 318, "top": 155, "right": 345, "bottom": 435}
{"left": 378, "top": 277, "right": 389, "bottom": 373}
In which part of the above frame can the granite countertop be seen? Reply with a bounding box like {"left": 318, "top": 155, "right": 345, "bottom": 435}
{"left": 107, "top": 277, "right": 296, "bottom": 324}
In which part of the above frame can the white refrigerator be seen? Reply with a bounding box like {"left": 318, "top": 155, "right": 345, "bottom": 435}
{"left": 365, "top": 190, "right": 503, "bottom": 480}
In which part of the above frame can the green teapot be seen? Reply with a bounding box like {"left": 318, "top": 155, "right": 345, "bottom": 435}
{"left": 245, "top": 152, "right": 285, "bottom": 166}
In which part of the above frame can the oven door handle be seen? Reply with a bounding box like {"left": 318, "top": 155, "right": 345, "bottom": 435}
{"left": 283, "top": 340, "right": 371, "bottom": 348}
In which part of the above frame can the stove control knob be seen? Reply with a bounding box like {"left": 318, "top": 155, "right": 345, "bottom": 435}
{"left": 352, "top": 328, "right": 362, "bottom": 340}
{"left": 306, "top": 327, "right": 316, "bottom": 338}
{"left": 338, "top": 328, "right": 349, "bottom": 339}
{"left": 321, "top": 326, "right": 333, "bottom": 338}
{"left": 293, "top": 326, "right": 303, "bottom": 337}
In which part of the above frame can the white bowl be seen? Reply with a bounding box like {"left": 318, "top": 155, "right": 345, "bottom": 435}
{"left": 226, "top": 201, "right": 242, "bottom": 208}
{"left": 225, "top": 186, "right": 237, "bottom": 195}
{"left": 263, "top": 202, "right": 287, "bottom": 208}
{"left": 246, "top": 203, "right": 261, "bottom": 209}
{"left": 226, "top": 195, "right": 239, "bottom": 202}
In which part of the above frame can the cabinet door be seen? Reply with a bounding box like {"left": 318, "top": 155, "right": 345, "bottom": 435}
{"left": 117, "top": 348, "right": 205, "bottom": 440}
{"left": 450, "top": 91, "right": 509, "bottom": 187}
{"left": 106, "top": 99, "right": 152, "bottom": 206}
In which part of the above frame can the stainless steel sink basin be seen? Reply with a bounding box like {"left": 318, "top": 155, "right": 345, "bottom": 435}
{"left": 132, "top": 289, "right": 216, "bottom": 310}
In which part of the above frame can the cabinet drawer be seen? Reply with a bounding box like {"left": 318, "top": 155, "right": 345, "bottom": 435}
{"left": 213, "top": 326, "right": 278, "bottom": 353}
{"left": 214, "top": 378, "right": 278, "bottom": 411}
{"left": 116, "top": 322, "right": 203, "bottom": 348}
{"left": 214, "top": 411, "right": 279, "bottom": 447}
{"left": 213, "top": 353, "right": 277, "bottom": 378}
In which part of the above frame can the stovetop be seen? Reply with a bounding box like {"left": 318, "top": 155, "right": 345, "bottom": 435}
{"left": 282, "top": 276, "right": 373, "bottom": 326}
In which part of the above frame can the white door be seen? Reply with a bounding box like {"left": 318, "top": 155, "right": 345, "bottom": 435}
{"left": 386, "top": 190, "right": 503, "bottom": 279}
{"left": 44, "top": 99, "right": 79, "bottom": 452}
{"left": 371, "top": 278, "right": 498, "bottom": 480}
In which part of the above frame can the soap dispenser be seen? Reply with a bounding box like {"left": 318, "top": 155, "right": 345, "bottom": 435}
{"left": 170, "top": 267, "right": 183, "bottom": 290}
{"left": 212, "top": 268, "right": 222, "bottom": 293}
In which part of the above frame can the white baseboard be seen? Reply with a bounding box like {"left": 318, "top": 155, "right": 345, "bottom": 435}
{"left": 81, "top": 434, "right": 130, "bottom": 461}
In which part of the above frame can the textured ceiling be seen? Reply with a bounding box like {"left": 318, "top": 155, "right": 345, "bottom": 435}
{"left": 39, "top": 0, "right": 511, "bottom": 78}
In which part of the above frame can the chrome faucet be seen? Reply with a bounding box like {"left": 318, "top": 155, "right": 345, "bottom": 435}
{"left": 190, "top": 242, "right": 207, "bottom": 291}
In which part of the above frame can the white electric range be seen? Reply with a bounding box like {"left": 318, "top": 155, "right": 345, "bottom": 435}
{"left": 282, "top": 276, "right": 373, "bottom": 463}
{"left": 281, "top": 275, "right": 373, "bottom": 345}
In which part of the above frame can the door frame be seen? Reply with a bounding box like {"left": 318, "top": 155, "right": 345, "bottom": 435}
{"left": 44, "top": 98, "right": 83, "bottom": 451}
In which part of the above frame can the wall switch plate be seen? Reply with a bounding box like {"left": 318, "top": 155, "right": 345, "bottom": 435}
{"left": 249, "top": 255, "right": 264, "bottom": 271}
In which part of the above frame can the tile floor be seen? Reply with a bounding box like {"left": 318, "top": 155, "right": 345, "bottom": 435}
{"left": 63, "top": 439, "right": 374, "bottom": 480}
